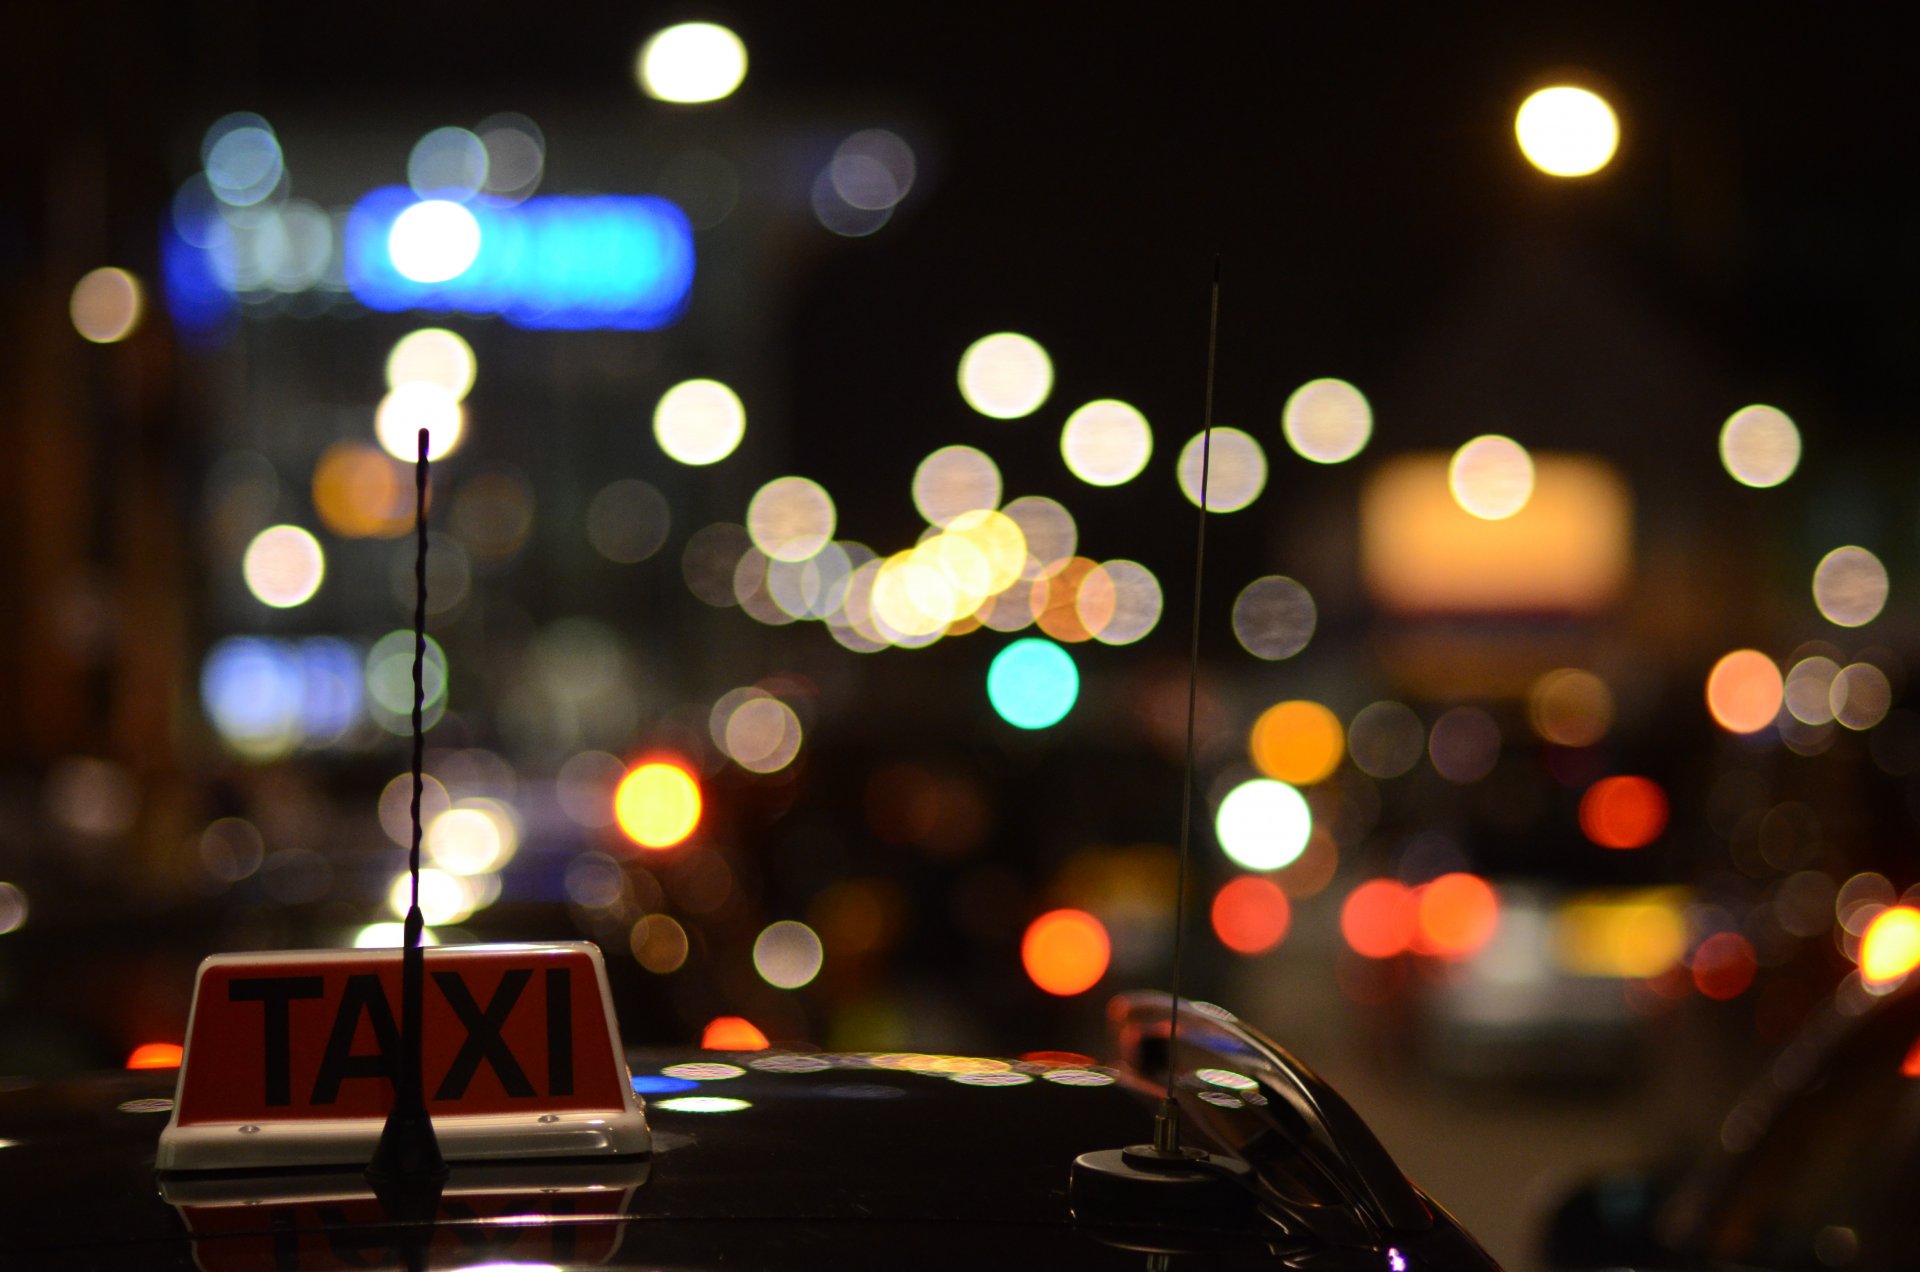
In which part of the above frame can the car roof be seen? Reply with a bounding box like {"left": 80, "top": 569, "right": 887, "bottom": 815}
{"left": 1, "top": 1050, "right": 1297, "bottom": 1269}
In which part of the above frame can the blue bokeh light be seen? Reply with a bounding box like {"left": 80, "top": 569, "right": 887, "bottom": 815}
{"left": 986, "top": 637, "right": 1080, "bottom": 730}
{"left": 344, "top": 187, "right": 695, "bottom": 329}
{"left": 630, "top": 1075, "right": 701, "bottom": 1095}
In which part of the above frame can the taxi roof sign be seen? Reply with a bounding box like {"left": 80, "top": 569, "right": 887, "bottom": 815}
{"left": 158, "top": 942, "right": 649, "bottom": 1172}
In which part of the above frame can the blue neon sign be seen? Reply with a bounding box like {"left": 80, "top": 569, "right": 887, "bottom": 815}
{"left": 344, "top": 187, "right": 695, "bottom": 330}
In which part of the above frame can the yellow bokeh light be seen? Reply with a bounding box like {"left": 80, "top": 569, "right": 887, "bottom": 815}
{"left": 1719, "top": 405, "right": 1800, "bottom": 488}
{"left": 631, "top": 913, "right": 691, "bottom": 973}
{"left": 1705, "top": 649, "right": 1782, "bottom": 734}
{"left": 912, "top": 445, "right": 1002, "bottom": 527}
{"left": 1061, "top": 399, "right": 1153, "bottom": 486}
{"left": 242, "top": 524, "right": 325, "bottom": 608}
{"left": 1250, "top": 700, "right": 1346, "bottom": 785}
{"left": 1551, "top": 890, "right": 1688, "bottom": 978}
{"left": 637, "top": 22, "right": 748, "bottom": 103}
{"left": 313, "top": 440, "right": 412, "bottom": 539}
{"left": 1514, "top": 85, "right": 1619, "bottom": 177}
{"left": 386, "top": 328, "right": 477, "bottom": 400}
{"left": 1812, "top": 546, "right": 1888, "bottom": 627}
{"left": 946, "top": 509, "right": 1027, "bottom": 594}
{"left": 1861, "top": 906, "right": 1920, "bottom": 983}
{"left": 654, "top": 378, "right": 746, "bottom": 466}
{"left": 958, "top": 332, "right": 1053, "bottom": 420}
{"left": 747, "top": 476, "right": 836, "bottom": 563}
{"left": 1177, "top": 428, "right": 1266, "bottom": 513}
{"left": 1527, "top": 668, "right": 1615, "bottom": 748}
{"left": 69, "top": 267, "right": 144, "bottom": 343}
{"left": 1282, "top": 378, "right": 1372, "bottom": 464}
{"left": 425, "top": 802, "right": 518, "bottom": 876}
{"left": 614, "top": 761, "right": 702, "bottom": 849}
{"left": 388, "top": 867, "right": 478, "bottom": 926}
{"left": 1448, "top": 435, "right": 1534, "bottom": 520}
{"left": 872, "top": 551, "right": 949, "bottom": 639}
{"left": 376, "top": 382, "right": 464, "bottom": 462}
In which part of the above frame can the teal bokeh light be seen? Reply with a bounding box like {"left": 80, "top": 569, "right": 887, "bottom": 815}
{"left": 987, "top": 638, "right": 1079, "bottom": 729}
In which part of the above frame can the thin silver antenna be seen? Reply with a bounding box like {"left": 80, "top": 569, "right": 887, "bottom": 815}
{"left": 1154, "top": 259, "right": 1221, "bottom": 1153}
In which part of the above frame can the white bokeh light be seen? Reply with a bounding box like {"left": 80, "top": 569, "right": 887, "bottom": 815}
{"left": 1448, "top": 435, "right": 1534, "bottom": 520}
{"left": 242, "top": 525, "right": 325, "bottom": 608}
{"left": 654, "top": 379, "right": 745, "bottom": 465}
{"left": 388, "top": 201, "right": 482, "bottom": 283}
{"left": 637, "top": 23, "right": 748, "bottom": 103}
{"left": 1177, "top": 428, "right": 1266, "bottom": 513}
{"left": 1215, "top": 779, "right": 1312, "bottom": 871}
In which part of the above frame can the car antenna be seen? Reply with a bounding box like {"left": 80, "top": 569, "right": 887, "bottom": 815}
{"left": 1069, "top": 260, "right": 1255, "bottom": 1222}
{"left": 366, "top": 426, "right": 449, "bottom": 1188}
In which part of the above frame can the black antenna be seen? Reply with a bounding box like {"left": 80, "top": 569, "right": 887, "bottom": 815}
{"left": 367, "top": 426, "right": 448, "bottom": 1186}
{"left": 1155, "top": 258, "right": 1221, "bottom": 1154}
{"left": 1068, "top": 266, "right": 1252, "bottom": 1225}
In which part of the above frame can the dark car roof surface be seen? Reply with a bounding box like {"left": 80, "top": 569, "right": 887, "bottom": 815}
{"left": 0, "top": 1046, "right": 1491, "bottom": 1270}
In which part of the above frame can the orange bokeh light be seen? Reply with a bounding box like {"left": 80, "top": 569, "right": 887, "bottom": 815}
{"left": 1341, "top": 879, "right": 1418, "bottom": 959}
{"left": 1705, "top": 649, "right": 1782, "bottom": 734}
{"left": 126, "top": 1042, "right": 183, "bottom": 1070}
{"left": 1248, "top": 700, "right": 1345, "bottom": 785}
{"left": 1211, "top": 876, "right": 1292, "bottom": 955}
{"left": 1691, "top": 931, "right": 1757, "bottom": 1000}
{"left": 1413, "top": 873, "right": 1500, "bottom": 959}
{"left": 1021, "top": 908, "right": 1111, "bottom": 996}
{"left": 1578, "top": 775, "right": 1670, "bottom": 849}
{"left": 1860, "top": 906, "right": 1920, "bottom": 984}
{"left": 700, "top": 1016, "right": 770, "bottom": 1050}
{"left": 613, "top": 760, "right": 702, "bottom": 849}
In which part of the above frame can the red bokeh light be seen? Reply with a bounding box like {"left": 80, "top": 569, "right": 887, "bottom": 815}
{"left": 1412, "top": 873, "right": 1500, "bottom": 960}
{"left": 1691, "top": 932, "right": 1757, "bottom": 1000}
{"left": 126, "top": 1042, "right": 183, "bottom": 1070}
{"left": 1341, "top": 880, "right": 1418, "bottom": 959}
{"left": 1210, "top": 876, "right": 1292, "bottom": 955}
{"left": 1021, "top": 909, "right": 1111, "bottom": 996}
{"left": 1578, "top": 775, "right": 1669, "bottom": 849}
{"left": 700, "top": 1016, "right": 769, "bottom": 1050}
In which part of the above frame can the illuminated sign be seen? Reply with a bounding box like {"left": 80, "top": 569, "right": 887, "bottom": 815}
{"left": 158, "top": 942, "right": 649, "bottom": 1171}
{"left": 162, "top": 190, "right": 694, "bottom": 333}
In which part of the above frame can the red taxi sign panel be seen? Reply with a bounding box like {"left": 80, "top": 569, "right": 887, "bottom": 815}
{"left": 158, "top": 942, "right": 649, "bottom": 1171}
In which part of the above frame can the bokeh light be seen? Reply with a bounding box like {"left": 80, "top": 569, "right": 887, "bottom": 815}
{"left": 587, "top": 478, "right": 671, "bottom": 564}
{"left": 1832, "top": 662, "right": 1893, "bottom": 731}
{"left": 1231, "top": 576, "right": 1315, "bottom": 660}
{"left": 1412, "top": 874, "right": 1500, "bottom": 960}
{"left": 376, "top": 382, "right": 464, "bottom": 462}
{"left": 1812, "top": 546, "right": 1888, "bottom": 627}
{"left": 1528, "top": 668, "right": 1614, "bottom": 747}
{"left": 203, "top": 113, "right": 283, "bottom": 206}
{"left": 1448, "top": 435, "right": 1534, "bottom": 520}
{"left": 388, "top": 200, "right": 482, "bottom": 283}
{"left": 0, "top": 882, "right": 26, "bottom": 935}
{"left": 1002, "top": 495, "right": 1077, "bottom": 579}
{"left": 126, "top": 1043, "right": 183, "bottom": 1071}
{"left": 1215, "top": 779, "right": 1312, "bottom": 871}
{"left": 958, "top": 333, "right": 1053, "bottom": 420}
{"left": 747, "top": 476, "right": 836, "bottom": 562}
{"left": 1211, "top": 876, "right": 1291, "bottom": 955}
{"left": 1282, "top": 378, "right": 1371, "bottom": 464}
{"left": 700, "top": 1017, "right": 769, "bottom": 1050}
{"left": 614, "top": 760, "right": 702, "bottom": 849}
{"left": 1719, "top": 405, "right": 1801, "bottom": 488}
{"left": 1428, "top": 707, "right": 1501, "bottom": 783}
{"left": 1342, "top": 880, "right": 1417, "bottom": 959}
{"left": 1249, "top": 700, "right": 1345, "bottom": 785}
{"left": 242, "top": 525, "right": 325, "bottom": 608}
{"left": 1514, "top": 85, "right": 1619, "bottom": 177}
{"left": 1021, "top": 909, "right": 1110, "bottom": 996}
{"left": 654, "top": 379, "right": 746, "bottom": 465}
{"left": 632, "top": 913, "right": 690, "bottom": 973}
{"left": 425, "top": 802, "right": 518, "bottom": 875}
{"left": 1578, "top": 776, "right": 1669, "bottom": 849}
{"left": 637, "top": 22, "right": 749, "bottom": 103}
{"left": 913, "top": 445, "right": 1002, "bottom": 526}
{"left": 753, "top": 921, "right": 824, "bottom": 989}
{"left": 1177, "top": 428, "right": 1266, "bottom": 513}
{"left": 386, "top": 328, "right": 477, "bottom": 399}
{"left": 313, "top": 441, "right": 410, "bottom": 538}
{"left": 1086, "top": 560, "right": 1162, "bottom": 645}
{"left": 1347, "top": 701, "right": 1425, "bottom": 779}
{"left": 1860, "top": 907, "right": 1920, "bottom": 984}
{"left": 986, "top": 638, "right": 1078, "bottom": 729}
{"left": 1706, "top": 650, "right": 1782, "bottom": 734}
{"left": 1691, "top": 931, "right": 1757, "bottom": 1000}
{"left": 1061, "top": 399, "right": 1153, "bottom": 486}
{"left": 388, "top": 867, "right": 479, "bottom": 926}
{"left": 69, "top": 268, "right": 144, "bottom": 343}
{"left": 722, "top": 694, "right": 804, "bottom": 774}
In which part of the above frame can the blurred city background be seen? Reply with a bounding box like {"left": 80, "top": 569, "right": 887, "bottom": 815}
{"left": 2, "top": 4, "right": 1916, "bottom": 1264}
